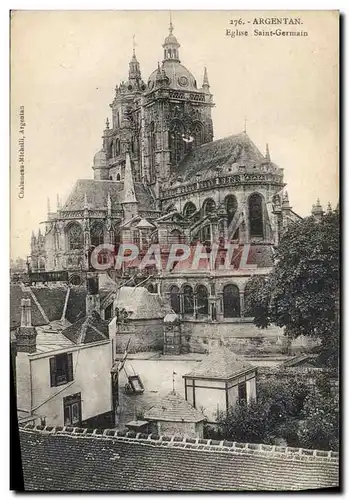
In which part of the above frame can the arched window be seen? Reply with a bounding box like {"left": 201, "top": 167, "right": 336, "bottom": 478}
{"left": 202, "top": 198, "right": 216, "bottom": 216}
{"left": 116, "top": 173, "right": 121, "bottom": 181}
{"left": 223, "top": 284, "right": 241, "bottom": 318}
{"left": 192, "top": 122, "right": 204, "bottom": 148}
{"left": 66, "top": 223, "right": 83, "bottom": 251}
{"left": 183, "top": 285, "right": 194, "bottom": 315}
{"left": 225, "top": 195, "right": 238, "bottom": 226}
{"left": 109, "top": 140, "right": 114, "bottom": 158}
{"left": 90, "top": 222, "right": 104, "bottom": 248}
{"left": 201, "top": 225, "right": 211, "bottom": 243}
{"left": 39, "top": 259, "right": 45, "bottom": 271}
{"left": 149, "top": 121, "right": 156, "bottom": 182}
{"left": 115, "top": 138, "right": 121, "bottom": 155}
{"left": 196, "top": 285, "right": 209, "bottom": 316}
{"left": 249, "top": 193, "right": 264, "bottom": 238}
{"left": 183, "top": 201, "right": 197, "bottom": 218}
{"left": 170, "top": 285, "right": 180, "bottom": 314}
{"left": 169, "top": 120, "right": 185, "bottom": 165}
{"left": 225, "top": 195, "right": 239, "bottom": 239}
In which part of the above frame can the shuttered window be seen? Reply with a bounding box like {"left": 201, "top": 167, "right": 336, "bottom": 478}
{"left": 49, "top": 353, "right": 73, "bottom": 387}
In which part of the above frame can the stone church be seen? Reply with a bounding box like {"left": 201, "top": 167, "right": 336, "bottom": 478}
{"left": 30, "top": 20, "right": 305, "bottom": 327}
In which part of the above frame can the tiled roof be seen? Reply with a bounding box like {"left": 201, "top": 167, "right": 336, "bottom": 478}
{"left": 61, "top": 313, "right": 109, "bottom": 345}
{"left": 19, "top": 425, "right": 339, "bottom": 491}
{"left": 184, "top": 347, "right": 255, "bottom": 380}
{"left": 144, "top": 391, "right": 205, "bottom": 423}
{"left": 61, "top": 179, "right": 157, "bottom": 212}
{"left": 173, "top": 133, "right": 280, "bottom": 182}
{"left": 31, "top": 288, "right": 66, "bottom": 321}
{"left": 10, "top": 285, "right": 88, "bottom": 330}
{"left": 10, "top": 285, "right": 48, "bottom": 329}
{"left": 65, "top": 287, "right": 87, "bottom": 323}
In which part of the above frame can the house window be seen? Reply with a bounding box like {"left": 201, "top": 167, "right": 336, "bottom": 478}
{"left": 238, "top": 381, "right": 247, "bottom": 403}
{"left": 50, "top": 353, "right": 73, "bottom": 387}
{"left": 63, "top": 393, "right": 81, "bottom": 426}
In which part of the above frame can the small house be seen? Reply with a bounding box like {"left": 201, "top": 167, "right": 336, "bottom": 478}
{"left": 144, "top": 391, "right": 206, "bottom": 438}
{"left": 183, "top": 346, "right": 257, "bottom": 422}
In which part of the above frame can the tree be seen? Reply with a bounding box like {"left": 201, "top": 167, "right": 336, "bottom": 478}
{"left": 214, "top": 379, "right": 310, "bottom": 445}
{"left": 298, "top": 390, "right": 339, "bottom": 451}
{"left": 246, "top": 210, "right": 340, "bottom": 368}
{"left": 216, "top": 399, "right": 274, "bottom": 444}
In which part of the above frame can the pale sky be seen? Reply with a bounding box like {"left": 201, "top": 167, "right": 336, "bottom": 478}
{"left": 10, "top": 10, "right": 339, "bottom": 260}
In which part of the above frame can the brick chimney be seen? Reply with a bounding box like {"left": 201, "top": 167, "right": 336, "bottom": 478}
{"left": 16, "top": 298, "right": 37, "bottom": 353}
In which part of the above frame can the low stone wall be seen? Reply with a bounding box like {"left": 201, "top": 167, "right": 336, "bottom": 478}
{"left": 257, "top": 366, "right": 339, "bottom": 394}
{"left": 180, "top": 320, "right": 318, "bottom": 356}
{"left": 115, "top": 319, "right": 164, "bottom": 353}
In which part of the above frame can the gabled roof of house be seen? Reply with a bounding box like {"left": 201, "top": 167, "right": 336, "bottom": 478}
{"left": 172, "top": 133, "right": 281, "bottom": 182}
{"left": 61, "top": 179, "right": 157, "bottom": 212}
{"left": 19, "top": 425, "right": 339, "bottom": 491}
{"left": 144, "top": 391, "right": 205, "bottom": 423}
{"left": 10, "top": 285, "right": 88, "bottom": 330}
{"left": 183, "top": 346, "right": 255, "bottom": 380}
{"left": 61, "top": 312, "right": 109, "bottom": 345}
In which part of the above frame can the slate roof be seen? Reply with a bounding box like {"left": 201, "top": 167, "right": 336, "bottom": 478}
{"left": 144, "top": 391, "right": 205, "bottom": 423}
{"left": 10, "top": 285, "right": 88, "bottom": 330}
{"left": 10, "top": 285, "right": 48, "bottom": 329}
{"left": 65, "top": 287, "right": 87, "bottom": 323}
{"left": 30, "top": 288, "right": 66, "bottom": 321}
{"left": 19, "top": 426, "right": 339, "bottom": 491}
{"left": 61, "top": 313, "right": 109, "bottom": 345}
{"left": 61, "top": 179, "right": 157, "bottom": 212}
{"left": 173, "top": 133, "right": 280, "bottom": 182}
{"left": 184, "top": 346, "right": 255, "bottom": 380}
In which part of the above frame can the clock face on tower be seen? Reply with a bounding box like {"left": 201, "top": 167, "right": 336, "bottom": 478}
{"left": 178, "top": 76, "right": 189, "bottom": 87}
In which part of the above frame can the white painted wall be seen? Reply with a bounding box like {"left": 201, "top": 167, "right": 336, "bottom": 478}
{"left": 18, "top": 341, "right": 113, "bottom": 426}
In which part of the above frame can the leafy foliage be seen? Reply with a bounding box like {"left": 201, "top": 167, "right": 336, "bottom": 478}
{"left": 213, "top": 377, "right": 338, "bottom": 450}
{"left": 298, "top": 390, "right": 339, "bottom": 451}
{"left": 215, "top": 379, "right": 310, "bottom": 445}
{"left": 245, "top": 211, "right": 340, "bottom": 367}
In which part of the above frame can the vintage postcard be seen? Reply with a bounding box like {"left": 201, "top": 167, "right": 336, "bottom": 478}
{"left": 10, "top": 10, "right": 339, "bottom": 491}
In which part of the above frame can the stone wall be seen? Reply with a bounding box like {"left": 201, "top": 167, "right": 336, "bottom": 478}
{"left": 155, "top": 420, "right": 202, "bottom": 439}
{"left": 180, "top": 320, "right": 317, "bottom": 356}
{"left": 114, "top": 319, "right": 164, "bottom": 353}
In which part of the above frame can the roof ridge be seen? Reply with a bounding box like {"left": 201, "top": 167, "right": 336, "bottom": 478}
{"left": 19, "top": 424, "right": 339, "bottom": 463}
{"left": 78, "top": 316, "right": 89, "bottom": 344}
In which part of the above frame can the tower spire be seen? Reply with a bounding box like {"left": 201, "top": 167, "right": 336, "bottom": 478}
{"left": 169, "top": 11, "right": 173, "bottom": 34}
{"left": 122, "top": 152, "right": 137, "bottom": 204}
{"left": 243, "top": 116, "right": 247, "bottom": 134}
{"left": 132, "top": 34, "right": 136, "bottom": 58}
{"left": 162, "top": 13, "right": 180, "bottom": 63}
{"left": 202, "top": 66, "right": 210, "bottom": 93}
{"left": 47, "top": 197, "right": 50, "bottom": 215}
{"left": 265, "top": 143, "right": 270, "bottom": 162}
{"left": 128, "top": 35, "right": 141, "bottom": 81}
